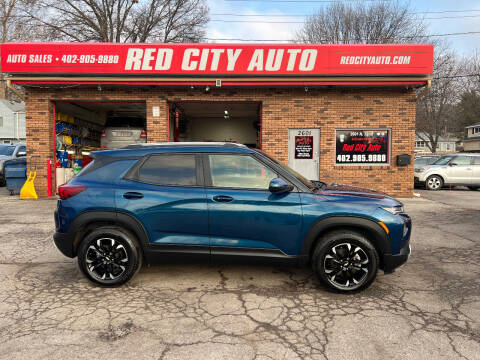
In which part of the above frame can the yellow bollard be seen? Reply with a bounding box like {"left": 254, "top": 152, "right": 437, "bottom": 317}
{"left": 20, "top": 171, "right": 38, "bottom": 199}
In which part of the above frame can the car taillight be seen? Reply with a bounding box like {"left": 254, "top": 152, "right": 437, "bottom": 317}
{"left": 140, "top": 130, "right": 147, "bottom": 139}
{"left": 58, "top": 184, "right": 87, "bottom": 200}
{"left": 101, "top": 130, "right": 106, "bottom": 137}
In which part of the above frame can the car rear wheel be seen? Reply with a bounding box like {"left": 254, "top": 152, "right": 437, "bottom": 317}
{"left": 426, "top": 175, "right": 443, "bottom": 191}
{"left": 312, "top": 230, "right": 379, "bottom": 292}
{"left": 77, "top": 227, "right": 142, "bottom": 286}
{"left": 467, "top": 186, "right": 479, "bottom": 191}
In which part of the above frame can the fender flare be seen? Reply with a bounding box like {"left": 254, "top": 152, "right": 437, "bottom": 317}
{"left": 300, "top": 215, "right": 391, "bottom": 263}
{"left": 68, "top": 210, "right": 150, "bottom": 255}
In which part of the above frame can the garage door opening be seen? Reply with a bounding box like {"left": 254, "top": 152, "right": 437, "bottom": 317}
{"left": 53, "top": 100, "right": 146, "bottom": 189}
{"left": 169, "top": 101, "right": 262, "bottom": 149}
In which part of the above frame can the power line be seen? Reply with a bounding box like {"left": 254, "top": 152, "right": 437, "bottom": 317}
{"left": 225, "top": 0, "right": 388, "bottom": 2}
{"left": 210, "top": 14, "right": 480, "bottom": 24}
{"left": 205, "top": 30, "right": 480, "bottom": 42}
{"left": 211, "top": 9, "right": 480, "bottom": 17}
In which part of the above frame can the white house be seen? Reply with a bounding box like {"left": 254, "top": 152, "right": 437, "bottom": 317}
{"left": 463, "top": 122, "right": 480, "bottom": 152}
{"left": 0, "top": 99, "right": 25, "bottom": 144}
{"left": 414, "top": 132, "right": 457, "bottom": 154}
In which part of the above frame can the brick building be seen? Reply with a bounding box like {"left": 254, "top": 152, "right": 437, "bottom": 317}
{"left": 0, "top": 43, "right": 433, "bottom": 198}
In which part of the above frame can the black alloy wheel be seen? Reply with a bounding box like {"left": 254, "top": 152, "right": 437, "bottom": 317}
{"left": 78, "top": 227, "right": 142, "bottom": 286}
{"left": 323, "top": 242, "right": 370, "bottom": 289}
{"left": 85, "top": 237, "right": 129, "bottom": 281}
{"left": 312, "top": 230, "right": 379, "bottom": 292}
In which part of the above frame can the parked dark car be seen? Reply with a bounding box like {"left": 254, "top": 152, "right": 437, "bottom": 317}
{"left": 0, "top": 143, "right": 26, "bottom": 186}
{"left": 54, "top": 143, "right": 411, "bottom": 292}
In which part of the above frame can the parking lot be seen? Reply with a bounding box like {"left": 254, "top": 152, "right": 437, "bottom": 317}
{"left": 0, "top": 187, "right": 479, "bottom": 360}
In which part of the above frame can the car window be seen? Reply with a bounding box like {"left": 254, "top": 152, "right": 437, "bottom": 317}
{"left": 414, "top": 158, "right": 428, "bottom": 166}
{"left": 17, "top": 146, "right": 26, "bottom": 155}
{"left": 452, "top": 156, "right": 472, "bottom": 165}
{"left": 0, "top": 145, "right": 15, "bottom": 156}
{"left": 208, "top": 154, "right": 277, "bottom": 189}
{"left": 138, "top": 154, "right": 197, "bottom": 186}
{"left": 433, "top": 156, "right": 454, "bottom": 165}
{"left": 473, "top": 157, "right": 480, "bottom": 165}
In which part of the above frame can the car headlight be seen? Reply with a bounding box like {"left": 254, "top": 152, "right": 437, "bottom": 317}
{"left": 381, "top": 205, "right": 404, "bottom": 215}
{"left": 414, "top": 167, "right": 429, "bottom": 173}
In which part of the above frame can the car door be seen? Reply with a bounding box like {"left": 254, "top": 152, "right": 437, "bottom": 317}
{"left": 204, "top": 153, "right": 303, "bottom": 259}
{"left": 472, "top": 156, "right": 480, "bottom": 186}
{"left": 446, "top": 155, "right": 473, "bottom": 185}
{"left": 116, "top": 153, "right": 209, "bottom": 254}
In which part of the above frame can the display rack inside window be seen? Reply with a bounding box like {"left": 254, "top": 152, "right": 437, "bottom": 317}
{"left": 55, "top": 112, "right": 103, "bottom": 188}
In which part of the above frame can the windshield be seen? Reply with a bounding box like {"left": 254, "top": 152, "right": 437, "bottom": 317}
{"left": 257, "top": 150, "right": 315, "bottom": 190}
{"left": 433, "top": 156, "right": 454, "bottom": 165}
{"left": 0, "top": 145, "right": 15, "bottom": 156}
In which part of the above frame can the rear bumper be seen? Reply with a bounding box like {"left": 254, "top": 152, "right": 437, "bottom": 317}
{"left": 414, "top": 176, "right": 425, "bottom": 187}
{"left": 383, "top": 241, "right": 410, "bottom": 273}
{"left": 53, "top": 231, "right": 75, "bottom": 258}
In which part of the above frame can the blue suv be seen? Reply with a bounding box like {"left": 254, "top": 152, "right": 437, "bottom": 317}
{"left": 54, "top": 143, "right": 411, "bottom": 292}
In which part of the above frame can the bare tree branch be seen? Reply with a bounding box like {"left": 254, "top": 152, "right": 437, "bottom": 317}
{"left": 21, "top": 0, "right": 209, "bottom": 43}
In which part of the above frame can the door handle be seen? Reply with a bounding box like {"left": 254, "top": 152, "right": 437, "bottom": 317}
{"left": 123, "top": 192, "right": 144, "bottom": 200}
{"left": 212, "top": 195, "right": 234, "bottom": 203}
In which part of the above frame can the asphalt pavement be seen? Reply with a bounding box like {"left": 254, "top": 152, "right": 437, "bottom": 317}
{"left": 0, "top": 187, "right": 479, "bottom": 360}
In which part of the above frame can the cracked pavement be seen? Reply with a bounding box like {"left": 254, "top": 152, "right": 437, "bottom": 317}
{"left": 0, "top": 187, "right": 479, "bottom": 359}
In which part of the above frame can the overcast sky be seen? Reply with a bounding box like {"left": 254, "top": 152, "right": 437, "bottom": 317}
{"left": 205, "top": 0, "right": 480, "bottom": 56}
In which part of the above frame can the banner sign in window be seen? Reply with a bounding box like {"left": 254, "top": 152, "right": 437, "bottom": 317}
{"left": 335, "top": 129, "right": 390, "bottom": 165}
{"left": 295, "top": 136, "right": 313, "bottom": 159}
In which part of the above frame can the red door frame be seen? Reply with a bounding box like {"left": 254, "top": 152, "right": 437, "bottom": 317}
{"left": 167, "top": 100, "right": 263, "bottom": 149}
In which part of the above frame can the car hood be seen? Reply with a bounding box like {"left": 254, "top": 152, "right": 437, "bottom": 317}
{"left": 315, "top": 183, "right": 392, "bottom": 200}
{"left": 0, "top": 155, "right": 12, "bottom": 161}
{"left": 416, "top": 164, "right": 445, "bottom": 170}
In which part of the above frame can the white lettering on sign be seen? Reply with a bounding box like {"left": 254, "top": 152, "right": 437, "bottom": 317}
{"left": 155, "top": 49, "right": 173, "bottom": 70}
{"left": 286, "top": 49, "right": 301, "bottom": 71}
{"left": 125, "top": 48, "right": 143, "bottom": 70}
{"left": 265, "top": 49, "right": 284, "bottom": 71}
{"left": 226, "top": 49, "right": 242, "bottom": 71}
{"left": 339, "top": 55, "right": 411, "bottom": 65}
{"left": 124, "top": 47, "right": 319, "bottom": 72}
{"left": 7, "top": 54, "right": 27, "bottom": 63}
{"left": 248, "top": 49, "right": 264, "bottom": 71}
{"left": 299, "top": 50, "right": 317, "bottom": 71}
{"left": 182, "top": 48, "right": 200, "bottom": 70}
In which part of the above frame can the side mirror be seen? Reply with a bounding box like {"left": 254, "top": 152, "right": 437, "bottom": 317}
{"left": 17, "top": 151, "right": 26, "bottom": 157}
{"left": 449, "top": 162, "right": 457, "bottom": 166}
{"left": 269, "top": 178, "right": 294, "bottom": 194}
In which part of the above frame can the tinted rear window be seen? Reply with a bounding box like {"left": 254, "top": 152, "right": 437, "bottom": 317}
{"left": 79, "top": 159, "right": 137, "bottom": 182}
{"left": 137, "top": 154, "right": 197, "bottom": 186}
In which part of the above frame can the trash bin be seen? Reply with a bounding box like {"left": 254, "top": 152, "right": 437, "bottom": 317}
{"left": 4, "top": 158, "right": 27, "bottom": 196}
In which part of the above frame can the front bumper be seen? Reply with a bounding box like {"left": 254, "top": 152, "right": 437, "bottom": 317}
{"left": 382, "top": 241, "right": 410, "bottom": 273}
{"left": 53, "top": 231, "right": 75, "bottom": 258}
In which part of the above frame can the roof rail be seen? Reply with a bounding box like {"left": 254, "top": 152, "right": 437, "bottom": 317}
{"left": 125, "top": 142, "right": 247, "bottom": 149}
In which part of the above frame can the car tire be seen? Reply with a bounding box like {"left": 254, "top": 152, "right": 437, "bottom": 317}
{"left": 77, "top": 227, "right": 143, "bottom": 286}
{"left": 311, "top": 230, "right": 379, "bottom": 292}
{"left": 467, "top": 186, "right": 480, "bottom": 191}
{"left": 426, "top": 175, "right": 443, "bottom": 191}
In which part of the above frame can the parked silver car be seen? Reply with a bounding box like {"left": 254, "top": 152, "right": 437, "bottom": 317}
{"left": 0, "top": 143, "right": 26, "bottom": 186}
{"left": 100, "top": 117, "right": 146, "bottom": 149}
{"left": 414, "top": 153, "right": 480, "bottom": 190}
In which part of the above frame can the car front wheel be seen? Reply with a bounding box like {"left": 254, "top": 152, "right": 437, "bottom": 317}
{"left": 312, "top": 230, "right": 379, "bottom": 292}
{"left": 426, "top": 175, "right": 443, "bottom": 191}
{"left": 77, "top": 227, "right": 142, "bottom": 286}
{"left": 467, "top": 186, "right": 479, "bottom": 191}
